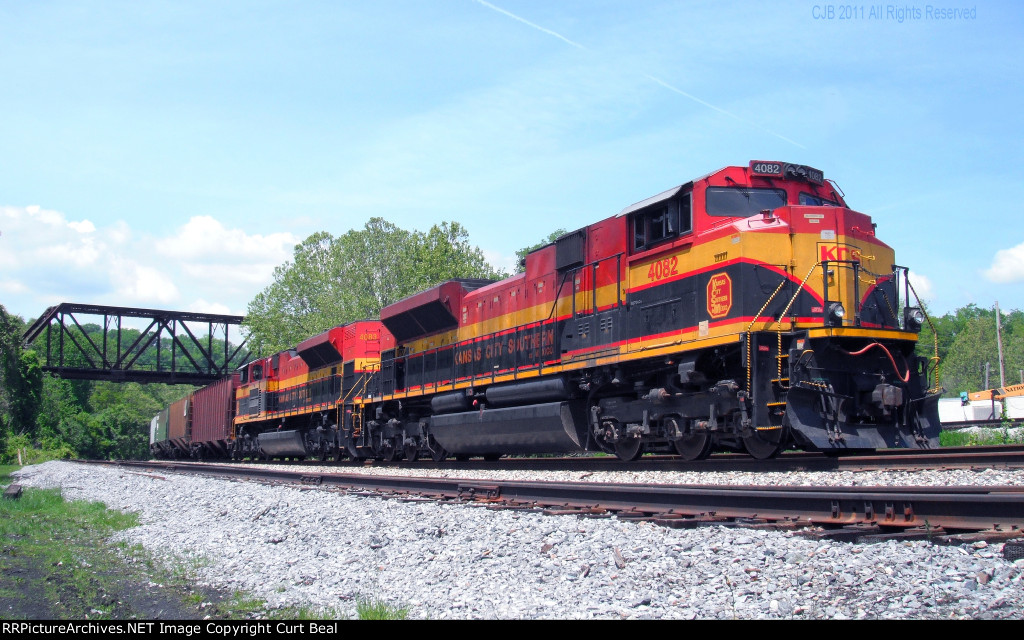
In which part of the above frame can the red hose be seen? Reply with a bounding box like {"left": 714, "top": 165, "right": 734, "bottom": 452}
{"left": 842, "top": 342, "right": 910, "bottom": 383}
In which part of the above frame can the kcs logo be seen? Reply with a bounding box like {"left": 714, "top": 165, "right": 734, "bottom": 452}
{"left": 819, "top": 244, "right": 858, "bottom": 262}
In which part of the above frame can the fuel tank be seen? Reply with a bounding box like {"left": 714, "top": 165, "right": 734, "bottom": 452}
{"left": 429, "top": 401, "right": 589, "bottom": 455}
{"left": 257, "top": 430, "right": 309, "bottom": 457}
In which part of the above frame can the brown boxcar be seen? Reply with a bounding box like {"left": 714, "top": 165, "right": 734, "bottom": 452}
{"left": 191, "top": 373, "right": 239, "bottom": 457}
{"left": 167, "top": 396, "right": 190, "bottom": 455}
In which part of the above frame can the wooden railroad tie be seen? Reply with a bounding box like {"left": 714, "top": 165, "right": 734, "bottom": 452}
{"left": 3, "top": 484, "right": 23, "bottom": 500}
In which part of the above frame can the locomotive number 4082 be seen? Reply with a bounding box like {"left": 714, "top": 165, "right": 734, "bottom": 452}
{"left": 751, "top": 161, "right": 783, "bottom": 175}
{"left": 648, "top": 256, "right": 679, "bottom": 281}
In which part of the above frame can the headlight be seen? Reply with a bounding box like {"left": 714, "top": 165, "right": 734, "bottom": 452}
{"left": 826, "top": 302, "right": 845, "bottom": 326}
{"left": 905, "top": 307, "right": 925, "bottom": 331}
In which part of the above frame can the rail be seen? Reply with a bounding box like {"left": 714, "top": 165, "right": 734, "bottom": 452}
{"left": 88, "top": 459, "right": 1024, "bottom": 536}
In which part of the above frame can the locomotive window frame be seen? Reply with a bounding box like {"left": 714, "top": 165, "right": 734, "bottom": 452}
{"left": 632, "top": 193, "right": 692, "bottom": 253}
{"left": 705, "top": 187, "right": 786, "bottom": 217}
{"left": 798, "top": 191, "right": 839, "bottom": 207}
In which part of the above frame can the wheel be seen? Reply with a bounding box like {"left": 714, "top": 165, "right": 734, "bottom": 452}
{"left": 743, "top": 426, "right": 789, "bottom": 459}
{"left": 381, "top": 438, "right": 402, "bottom": 463}
{"left": 672, "top": 432, "right": 713, "bottom": 461}
{"left": 482, "top": 453, "right": 502, "bottom": 462}
{"left": 333, "top": 446, "right": 346, "bottom": 463}
{"left": 455, "top": 454, "right": 470, "bottom": 462}
{"left": 404, "top": 443, "right": 421, "bottom": 462}
{"left": 613, "top": 437, "right": 644, "bottom": 462}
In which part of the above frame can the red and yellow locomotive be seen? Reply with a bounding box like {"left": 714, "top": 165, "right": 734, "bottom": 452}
{"left": 153, "top": 161, "right": 940, "bottom": 462}
{"left": 362, "top": 160, "right": 940, "bottom": 461}
{"left": 229, "top": 321, "right": 395, "bottom": 461}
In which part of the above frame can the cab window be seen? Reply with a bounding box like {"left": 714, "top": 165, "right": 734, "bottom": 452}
{"left": 632, "top": 194, "right": 691, "bottom": 252}
{"left": 799, "top": 192, "right": 838, "bottom": 206}
{"left": 705, "top": 187, "right": 786, "bottom": 217}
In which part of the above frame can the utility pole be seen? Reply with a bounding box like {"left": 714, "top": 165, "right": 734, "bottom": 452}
{"left": 995, "top": 301, "right": 1006, "bottom": 389}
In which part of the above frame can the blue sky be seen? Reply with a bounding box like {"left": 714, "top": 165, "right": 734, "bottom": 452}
{"left": 2, "top": 0, "right": 1022, "bottom": 322}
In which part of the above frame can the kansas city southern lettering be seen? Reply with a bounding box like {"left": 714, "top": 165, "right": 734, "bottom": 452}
{"left": 454, "top": 327, "right": 556, "bottom": 366}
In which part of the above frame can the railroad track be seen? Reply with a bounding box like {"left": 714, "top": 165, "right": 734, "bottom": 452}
{"left": 163, "top": 444, "right": 1024, "bottom": 473}
{"left": 85, "top": 458, "right": 1024, "bottom": 545}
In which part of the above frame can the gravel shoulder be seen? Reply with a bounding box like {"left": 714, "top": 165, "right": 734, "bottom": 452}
{"left": 13, "top": 461, "right": 1024, "bottom": 620}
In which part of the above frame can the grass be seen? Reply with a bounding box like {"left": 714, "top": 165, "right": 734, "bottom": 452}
{"left": 0, "top": 464, "right": 410, "bottom": 620}
{"left": 356, "top": 598, "right": 410, "bottom": 620}
{"left": 0, "top": 465, "right": 141, "bottom": 619}
{"left": 940, "top": 424, "right": 1024, "bottom": 447}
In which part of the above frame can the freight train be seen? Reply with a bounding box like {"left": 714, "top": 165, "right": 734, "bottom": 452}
{"left": 150, "top": 161, "right": 942, "bottom": 463}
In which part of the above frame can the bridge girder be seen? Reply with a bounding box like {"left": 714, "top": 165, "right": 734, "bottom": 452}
{"left": 23, "top": 303, "right": 250, "bottom": 385}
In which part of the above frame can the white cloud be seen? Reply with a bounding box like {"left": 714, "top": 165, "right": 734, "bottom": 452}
{"left": 67, "top": 219, "right": 96, "bottom": 234}
{"left": 185, "top": 299, "right": 235, "bottom": 316}
{"left": 0, "top": 279, "right": 29, "bottom": 295}
{"left": 983, "top": 241, "right": 1024, "bottom": 283}
{"left": 0, "top": 205, "right": 298, "bottom": 320}
{"left": 156, "top": 215, "right": 298, "bottom": 288}
{"left": 109, "top": 259, "right": 180, "bottom": 304}
{"left": 907, "top": 270, "right": 934, "bottom": 303}
{"left": 156, "top": 215, "right": 296, "bottom": 261}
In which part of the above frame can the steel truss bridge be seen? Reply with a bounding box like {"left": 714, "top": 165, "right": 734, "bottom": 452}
{"left": 23, "top": 303, "right": 250, "bottom": 384}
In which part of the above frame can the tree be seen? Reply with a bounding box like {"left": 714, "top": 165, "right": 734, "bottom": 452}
{"left": 244, "top": 218, "right": 507, "bottom": 356}
{"left": 0, "top": 305, "right": 42, "bottom": 446}
{"left": 412, "top": 221, "right": 499, "bottom": 291}
{"left": 515, "top": 228, "right": 567, "bottom": 273}
{"left": 924, "top": 305, "right": 1024, "bottom": 396}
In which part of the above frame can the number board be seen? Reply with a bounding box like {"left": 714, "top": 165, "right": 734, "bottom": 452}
{"left": 749, "top": 161, "right": 825, "bottom": 185}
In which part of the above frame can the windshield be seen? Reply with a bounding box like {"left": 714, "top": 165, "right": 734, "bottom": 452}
{"left": 799, "top": 192, "right": 839, "bottom": 206}
{"left": 705, "top": 187, "right": 787, "bottom": 217}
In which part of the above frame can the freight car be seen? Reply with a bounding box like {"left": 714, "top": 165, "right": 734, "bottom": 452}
{"left": 152, "top": 161, "right": 942, "bottom": 462}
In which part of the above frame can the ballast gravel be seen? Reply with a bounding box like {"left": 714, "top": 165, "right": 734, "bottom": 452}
{"left": 13, "top": 460, "right": 1024, "bottom": 620}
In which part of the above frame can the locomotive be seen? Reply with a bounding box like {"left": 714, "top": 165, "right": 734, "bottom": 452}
{"left": 151, "top": 161, "right": 942, "bottom": 462}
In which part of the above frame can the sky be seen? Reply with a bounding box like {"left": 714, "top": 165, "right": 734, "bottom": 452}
{"left": 2, "top": 0, "right": 1023, "bottom": 324}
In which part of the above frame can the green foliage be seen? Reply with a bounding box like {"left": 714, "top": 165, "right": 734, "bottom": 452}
{"left": 515, "top": 228, "right": 567, "bottom": 273}
{"left": 356, "top": 597, "right": 410, "bottom": 620}
{"left": 3, "top": 433, "right": 75, "bottom": 465}
{"left": 940, "top": 427, "right": 1024, "bottom": 447}
{"left": 1, "top": 305, "right": 44, "bottom": 454}
{"left": 245, "top": 217, "right": 506, "bottom": 356}
{"left": 2, "top": 371, "right": 190, "bottom": 463}
{"left": 921, "top": 304, "right": 1024, "bottom": 396}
